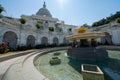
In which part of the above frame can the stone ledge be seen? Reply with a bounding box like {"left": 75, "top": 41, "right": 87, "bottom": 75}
{"left": 82, "top": 64, "right": 104, "bottom": 80}
{"left": 0, "top": 50, "right": 35, "bottom": 62}
{"left": 1, "top": 47, "right": 67, "bottom": 80}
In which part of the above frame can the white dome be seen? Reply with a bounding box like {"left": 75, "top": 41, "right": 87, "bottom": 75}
{"left": 36, "top": 2, "right": 52, "bottom": 17}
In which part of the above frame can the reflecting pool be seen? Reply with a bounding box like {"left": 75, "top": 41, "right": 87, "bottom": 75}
{"left": 34, "top": 50, "right": 120, "bottom": 80}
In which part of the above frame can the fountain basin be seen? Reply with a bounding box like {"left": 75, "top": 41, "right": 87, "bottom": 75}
{"left": 1, "top": 48, "right": 67, "bottom": 80}
{"left": 82, "top": 64, "right": 104, "bottom": 80}
{"left": 2, "top": 47, "right": 120, "bottom": 80}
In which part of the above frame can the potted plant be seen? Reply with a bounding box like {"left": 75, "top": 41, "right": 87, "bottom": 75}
{"left": 0, "top": 4, "right": 4, "bottom": 14}
{"left": 116, "top": 18, "right": 120, "bottom": 23}
{"left": 19, "top": 18, "right": 26, "bottom": 24}
{"left": 75, "top": 27, "right": 88, "bottom": 33}
{"left": 68, "top": 28, "right": 72, "bottom": 32}
{"left": 48, "top": 27, "right": 54, "bottom": 32}
{"left": 35, "top": 23, "right": 42, "bottom": 29}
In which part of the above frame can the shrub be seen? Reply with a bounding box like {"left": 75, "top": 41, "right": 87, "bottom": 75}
{"left": 19, "top": 18, "right": 26, "bottom": 24}
{"left": 92, "top": 22, "right": 99, "bottom": 27}
{"left": 10, "top": 48, "right": 17, "bottom": 51}
{"left": 35, "top": 44, "right": 42, "bottom": 49}
{"left": 75, "top": 27, "right": 88, "bottom": 33}
{"left": 116, "top": 18, "right": 120, "bottom": 23}
{"left": 35, "top": 23, "right": 42, "bottom": 29}
{"left": 59, "top": 43, "right": 68, "bottom": 47}
{"left": 0, "top": 42, "right": 9, "bottom": 54}
{"left": 17, "top": 45, "right": 29, "bottom": 51}
{"left": 35, "top": 44, "right": 48, "bottom": 49}
{"left": 105, "top": 20, "right": 110, "bottom": 24}
{"left": 48, "top": 27, "right": 54, "bottom": 32}
{"left": 68, "top": 28, "right": 72, "bottom": 32}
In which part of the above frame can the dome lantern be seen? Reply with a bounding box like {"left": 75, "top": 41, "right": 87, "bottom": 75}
{"left": 43, "top": 1, "right": 46, "bottom": 8}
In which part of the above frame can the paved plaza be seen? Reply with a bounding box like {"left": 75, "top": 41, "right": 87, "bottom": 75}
{"left": 0, "top": 48, "right": 67, "bottom": 80}
{"left": 0, "top": 56, "right": 24, "bottom": 80}
{"left": 0, "top": 50, "right": 36, "bottom": 80}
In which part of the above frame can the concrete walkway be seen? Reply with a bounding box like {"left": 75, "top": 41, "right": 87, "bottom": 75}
{"left": 0, "top": 47, "right": 67, "bottom": 80}
{"left": 0, "top": 56, "right": 23, "bottom": 80}
{"left": 0, "top": 50, "right": 37, "bottom": 80}
{"left": 0, "top": 50, "right": 35, "bottom": 62}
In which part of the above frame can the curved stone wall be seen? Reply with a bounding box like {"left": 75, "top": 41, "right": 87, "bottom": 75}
{"left": 2, "top": 47, "right": 67, "bottom": 80}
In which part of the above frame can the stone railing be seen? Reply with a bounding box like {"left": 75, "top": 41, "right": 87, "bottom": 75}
{"left": 2, "top": 17, "right": 19, "bottom": 26}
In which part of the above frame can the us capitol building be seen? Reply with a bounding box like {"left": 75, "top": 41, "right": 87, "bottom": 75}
{"left": 0, "top": 2, "right": 77, "bottom": 49}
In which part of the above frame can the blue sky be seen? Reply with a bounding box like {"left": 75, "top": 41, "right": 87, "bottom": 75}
{"left": 0, "top": 0, "right": 120, "bottom": 26}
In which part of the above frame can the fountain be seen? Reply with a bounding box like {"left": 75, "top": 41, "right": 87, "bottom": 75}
{"left": 2, "top": 28, "right": 120, "bottom": 80}
{"left": 2, "top": 47, "right": 120, "bottom": 80}
{"left": 66, "top": 27, "right": 108, "bottom": 61}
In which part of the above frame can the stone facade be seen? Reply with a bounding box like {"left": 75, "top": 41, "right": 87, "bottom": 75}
{"left": 0, "top": 2, "right": 77, "bottom": 49}
{"left": 88, "top": 22, "right": 120, "bottom": 45}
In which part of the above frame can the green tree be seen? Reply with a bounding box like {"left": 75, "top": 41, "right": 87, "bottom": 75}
{"left": 105, "top": 20, "right": 110, "bottom": 24}
{"left": 92, "top": 22, "right": 99, "bottom": 27}
{"left": 0, "top": 4, "right": 4, "bottom": 13}
{"left": 19, "top": 18, "right": 26, "bottom": 24}
{"left": 92, "top": 11, "right": 120, "bottom": 26}
{"left": 99, "top": 18, "right": 106, "bottom": 25}
{"left": 116, "top": 18, "right": 120, "bottom": 23}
